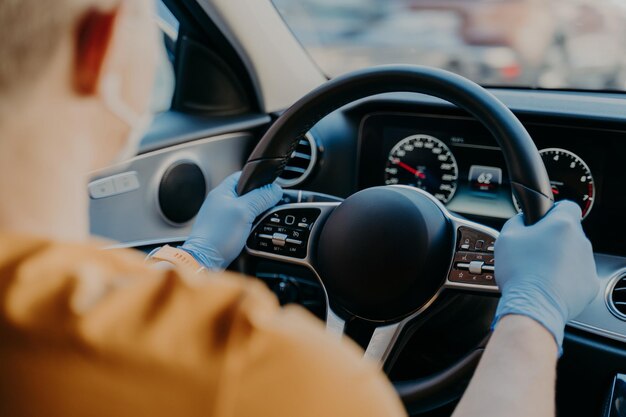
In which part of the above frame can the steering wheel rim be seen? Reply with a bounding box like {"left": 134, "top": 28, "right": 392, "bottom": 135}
{"left": 239, "top": 65, "right": 554, "bottom": 412}
{"left": 238, "top": 65, "right": 554, "bottom": 225}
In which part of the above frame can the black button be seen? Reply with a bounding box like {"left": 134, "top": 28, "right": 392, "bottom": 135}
{"left": 449, "top": 269, "right": 478, "bottom": 283}
{"left": 454, "top": 251, "right": 475, "bottom": 262}
{"left": 482, "top": 274, "right": 495, "bottom": 283}
{"left": 260, "top": 224, "right": 275, "bottom": 234}
{"left": 459, "top": 236, "right": 474, "bottom": 251}
{"left": 473, "top": 253, "right": 487, "bottom": 262}
{"left": 473, "top": 274, "right": 497, "bottom": 286}
{"left": 457, "top": 227, "right": 497, "bottom": 253}
{"left": 449, "top": 269, "right": 496, "bottom": 286}
{"left": 454, "top": 251, "right": 489, "bottom": 263}
{"left": 270, "top": 245, "right": 286, "bottom": 255}
{"left": 248, "top": 208, "right": 322, "bottom": 259}
{"left": 272, "top": 280, "right": 299, "bottom": 305}
{"left": 287, "top": 228, "right": 304, "bottom": 240}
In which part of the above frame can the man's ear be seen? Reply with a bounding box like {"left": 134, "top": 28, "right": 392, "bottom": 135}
{"left": 73, "top": 7, "right": 120, "bottom": 95}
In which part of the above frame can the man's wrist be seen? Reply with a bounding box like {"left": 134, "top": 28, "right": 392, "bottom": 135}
{"left": 494, "top": 285, "right": 566, "bottom": 354}
{"left": 147, "top": 245, "right": 206, "bottom": 273}
{"left": 493, "top": 314, "right": 560, "bottom": 358}
{"left": 178, "top": 244, "right": 224, "bottom": 271}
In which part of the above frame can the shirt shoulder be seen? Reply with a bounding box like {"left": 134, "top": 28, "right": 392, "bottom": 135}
{"left": 0, "top": 235, "right": 406, "bottom": 417}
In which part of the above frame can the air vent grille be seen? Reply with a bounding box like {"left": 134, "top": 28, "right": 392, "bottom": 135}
{"left": 607, "top": 273, "right": 626, "bottom": 320}
{"left": 276, "top": 132, "right": 318, "bottom": 188}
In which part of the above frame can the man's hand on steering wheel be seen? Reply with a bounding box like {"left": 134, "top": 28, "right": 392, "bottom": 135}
{"left": 494, "top": 200, "right": 599, "bottom": 352}
{"left": 181, "top": 172, "right": 283, "bottom": 270}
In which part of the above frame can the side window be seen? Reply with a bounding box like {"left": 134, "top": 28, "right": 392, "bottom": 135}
{"left": 152, "top": 0, "right": 179, "bottom": 113}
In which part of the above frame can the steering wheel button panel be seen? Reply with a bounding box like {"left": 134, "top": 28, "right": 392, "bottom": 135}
{"left": 247, "top": 207, "right": 322, "bottom": 259}
{"left": 447, "top": 226, "right": 498, "bottom": 288}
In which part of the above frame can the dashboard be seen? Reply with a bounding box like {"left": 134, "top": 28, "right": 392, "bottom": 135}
{"left": 356, "top": 112, "right": 626, "bottom": 257}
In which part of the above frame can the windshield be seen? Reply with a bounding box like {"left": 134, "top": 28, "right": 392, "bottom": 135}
{"left": 273, "top": 0, "right": 626, "bottom": 91}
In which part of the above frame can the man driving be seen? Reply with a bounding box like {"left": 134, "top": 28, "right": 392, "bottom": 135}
{"left": 0, "top": 1, "right": 599, "bottom": 417}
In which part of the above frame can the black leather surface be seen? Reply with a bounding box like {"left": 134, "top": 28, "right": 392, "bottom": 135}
{"left": 395, "top": 349, "right": 484, "bottom": 415}
{"left": 238, "top": 65, "right": 553, "bottom": 224}
{"left": 317, "top": 186, "right": 451, "bottom": 320}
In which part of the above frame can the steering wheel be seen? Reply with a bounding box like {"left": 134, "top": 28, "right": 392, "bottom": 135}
{"left": 238, "top": 65, "right": 554, "bottom": 413}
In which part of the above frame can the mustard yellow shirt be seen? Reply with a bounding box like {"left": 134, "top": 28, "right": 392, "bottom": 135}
{"left": 0, "top": 235, "right": 407, "bottom": 417}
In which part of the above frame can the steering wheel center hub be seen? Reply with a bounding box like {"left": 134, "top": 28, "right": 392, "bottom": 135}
{"left": 317, "top": 186, "right": 452, "bottom": 321}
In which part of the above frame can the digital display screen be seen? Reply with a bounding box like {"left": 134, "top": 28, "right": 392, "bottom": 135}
{"left": 468, "top": 165, "right": 502, "bottom": 192}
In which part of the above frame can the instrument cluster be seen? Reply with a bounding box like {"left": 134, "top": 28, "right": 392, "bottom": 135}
{"left": 358, "top": 113, "right": 603, "bottom": 222}
{"left": 385, "top": 135, "right": 595, "bottom": 218}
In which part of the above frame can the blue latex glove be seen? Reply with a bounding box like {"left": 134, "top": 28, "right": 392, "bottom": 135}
{"left": 181, "top": 172, "right": 283, "bottom": 270}
{"left": 493, "top": 201, "right": 599, "bottom": 353}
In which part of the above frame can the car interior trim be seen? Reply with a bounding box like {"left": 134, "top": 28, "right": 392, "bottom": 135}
{"left": 605, "top": 269, "right": 626, "bottom": 321}
{"left": 194, "top": 0, "right": 326, "bottom": 113}
{"left": 569, "top": 259, "right": 626, "bottom": 344}
{"left": 275, "top": 132, "right": 319, "bottom": 188}
{"left": 90, "top": 132, "right": 254, "bottom": 244}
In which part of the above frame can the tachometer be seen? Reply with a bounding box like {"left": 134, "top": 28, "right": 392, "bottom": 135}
{"left": 385, "top": 134, "right": 459, "bottom": 204}
{"left": 514, "top": 148, "right": 595, "bottom": 218}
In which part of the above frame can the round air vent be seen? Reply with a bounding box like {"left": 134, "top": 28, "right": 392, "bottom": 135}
{"left": 607, "top": 272, "right": 626, "bottom": 320}
{"left": 276, "top": 132, "right": 318, "bottom": 188}
{"left": 158, "top": 161, "right": 207, "bottom": 225}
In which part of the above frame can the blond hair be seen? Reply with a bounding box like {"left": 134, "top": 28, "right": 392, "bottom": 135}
{"left": 0, "top": 0, "right": 117, "bottom": 95}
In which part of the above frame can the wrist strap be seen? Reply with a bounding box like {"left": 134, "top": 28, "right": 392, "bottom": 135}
{"left": 147, "top": 245, "right": 205, "bottom": 273}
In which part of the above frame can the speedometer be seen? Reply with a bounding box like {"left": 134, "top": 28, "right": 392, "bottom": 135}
{"left": 514, "top": 148, "right": 596, "bottom": 219}
{"left": 385, "top": 134, "right": 459, "bottom": 204}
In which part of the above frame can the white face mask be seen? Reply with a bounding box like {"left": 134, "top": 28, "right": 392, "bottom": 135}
{"left": 101, "top": 43, "right": 175, "bottom": 164}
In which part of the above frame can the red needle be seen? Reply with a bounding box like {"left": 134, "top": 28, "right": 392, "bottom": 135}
{"left": 551, "top": 187, "right": 560, "bottom": 195}
{"left": 393, "top": 160, "right": 426, "bottom": 179}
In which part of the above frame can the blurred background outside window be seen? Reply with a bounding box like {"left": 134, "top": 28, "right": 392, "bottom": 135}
{"left": 273, "top": 0, "right": 626, "bottom": 91}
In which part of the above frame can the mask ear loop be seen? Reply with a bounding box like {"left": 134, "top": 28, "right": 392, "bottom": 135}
{"left": 99, "top": 40, "right": 172, "bottom": 164}
{"left": 101, "top": 74, "right": 141, "bottom": 128}
{"left": 101, "top": 73, "right": 154, "bottom": 164}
